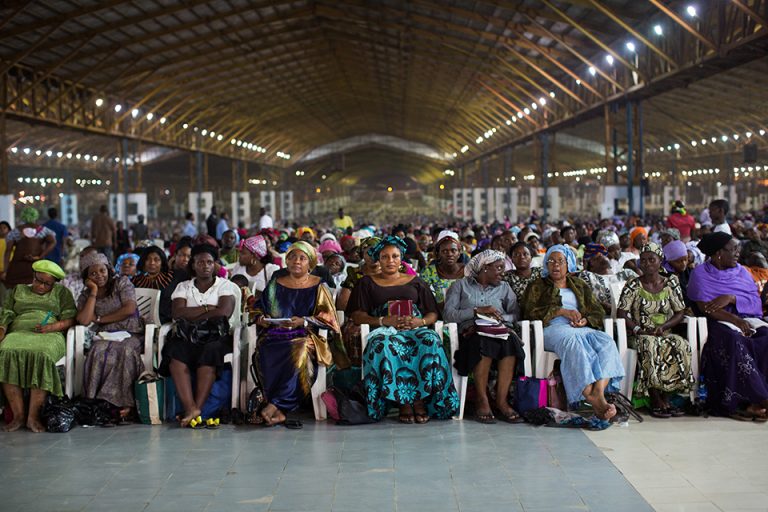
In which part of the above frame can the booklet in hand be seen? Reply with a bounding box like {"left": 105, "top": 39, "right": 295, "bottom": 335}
{"left": 387, "top": 300, "right": 414, "bottom": 317}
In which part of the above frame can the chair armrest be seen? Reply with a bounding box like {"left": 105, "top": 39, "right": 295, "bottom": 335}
{"left": 517, "top": 320, "right": 533, "bottom": 377}
{"left": 65, "top": 328, "right": 76, "bottom": 398}
{"left": 360, "top": 324, "right": 370, "bottom": 378}
{"left": 531, "top": 320, "right": 545, "bottom": 378}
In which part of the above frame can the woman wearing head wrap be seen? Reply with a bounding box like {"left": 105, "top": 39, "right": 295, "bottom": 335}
{"left": 687, "top": 233, "right": 768, "bottom": 421}
{"left": 347, "top": 236, "right": 459, "bottom": 423}
{"left": 503, "top": 242, "right": 543, "bottom": 299}
{"left": 577, "top": 243, "right": 637, "bottom": 315}
{"left": 252, "top": 241, "right": 339, "bottom": 426}
{"left": 629, "top": 227, "right": 648, "bottom": 255}
{"left": 522, "top": 245, "right": 624, "bottom": 420}
{"left": 0, "top": 260, "right": 76, "bottom": 432}
{"left": 229, "top": 235, "right": 280, "bottom": 295}
{"left": 76, "top": 251, "right": 144, "bottom": 420}
{"left": 1, "top": 207, "right": 57, "bottom": 288}
{"left": 617, "top": 243, "right": 693, "bottom": 418}
{"left": 662, "top": 240, "right": 693, "bottom": 307}
{"left": 160, "top": 244, "right": 240, "bottom": 427}
{"left": 419, "top": 231, "right": 465, "bottom": 307}
{"left": 116, "top": 253, "right": 140, "bottom": 277}
{"left": 296, "top": 226, "right": 316, "bottom": 245}
{"left": 598, "top": 231, "right": 623, "bottom": 274}
{"left": 444, "top": 251, "right": 526, "bottom": 423}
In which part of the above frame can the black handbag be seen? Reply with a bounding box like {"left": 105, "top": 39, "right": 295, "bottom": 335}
{"left": 173, "top": 317, "right": 229, "bottom": 345}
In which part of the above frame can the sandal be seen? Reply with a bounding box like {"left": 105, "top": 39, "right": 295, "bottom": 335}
{"left": 650, "top": 407, "right": 671, "bottom": 419}
{"left": 499, "top": 409, "right": 525, "bottom": 424}
{"left": 730, "top": 410, "right": 754, "bottom": 422}
{"left": 205, "top": 418, "right": 220, "bottom": 429}
{"left": 667, "top": 406, "right": 686, "bottom": 417}
{"left": 188, "top": 415, "right": 204, "bottom": 429}
{"left": 475, "top": 411, "right": 496, "bottom": 424}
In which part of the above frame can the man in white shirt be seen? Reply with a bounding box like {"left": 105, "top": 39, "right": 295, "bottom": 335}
{"left": 181, "top": 212, "right": 197, "bottom": 238}
{"left": 709, "top": 199, "right": 732, "bottom": 235}
{"left": 216, "top": 212, "right": 230, "bottom": 241}
{"left": 258, "top": 207, "right": 273, "bottom": 230}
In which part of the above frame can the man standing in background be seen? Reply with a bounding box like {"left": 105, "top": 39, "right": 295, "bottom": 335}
{"left": 44, "top": 207, "right": 67, "bottom": 265}
{"left": 91, "top": 205, "right": 116, "bottom": 262}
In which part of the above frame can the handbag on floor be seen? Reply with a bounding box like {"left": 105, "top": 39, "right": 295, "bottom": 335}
{"left": 513, "top": 376, "right": 548, "bottom": 413}
{"left": 135, "top": 371, "right": 165, "bottom": 425}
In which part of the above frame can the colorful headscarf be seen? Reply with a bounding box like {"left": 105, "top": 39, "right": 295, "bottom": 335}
{"left": 32, "top": 259, "right": 65, "bottom": 280}
{"left": 286, "top": 241, "right": 318, "bottom": 270}
{"left": 360, "top": 236, "right": 382, "bottom": 257}
{"left": 296, "top": 226, "right": 316, "bottom": 240}
{"left": 660, "top": 228, "right": 681, "bottom": 241}
{"left": 20, "top": 206, "right": 39, "bottom": 224}
{"left": 367, "top": 235, "right": 407, "bottom": 262}
{"left": 241, "top": 235, "right": 267, "bottom": 258}
{"left": 663, "top": 240, "right": 688, "bottom": 262}
{"left": 599, "top": 231, "right": 620, "bottom": 248}
{"left": 464, "top": 250, "right": 506, "bottom": 278}
{"left": 583, "top": 243, "right": 608, "bottom": 261}
{"left": 640, "top": 242, "right": 664, "bottom": 259}
{"left": 318, "top": 239, "right": 343, "bottom": 255}
{"left": 629, "top": 226, "right": 648, "bottom": 246}
{"left": 116, "top": 253, "right": 140, "bottom": 274}
{"left": 542, "top": 244, "right": 577, "bottom": 278}
{"left": 80, "top": 252, "right": 111, "bottom": 272}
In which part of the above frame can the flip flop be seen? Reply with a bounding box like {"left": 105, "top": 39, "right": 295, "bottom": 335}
{"left": 475, "top": 412, "right": 496, "bottom": 424}
{"left": 499, "top": 410, "right": 525, "bottom": 424}
{"left": 284, "top": 418, "right": 303, "bottom": 429}
{"left": 188, "top": 415, "right": 204, "bottom": 429}
{"left": 730, "top": 410, "right": 753, "bottom": 422}
{"left": 205, "top": 418, "right": 220, "bottom": 429}
{"left": 650, "top": 407, "right": 671, "bottom": 419}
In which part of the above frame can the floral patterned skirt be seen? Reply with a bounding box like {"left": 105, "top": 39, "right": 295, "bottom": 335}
{"left": 701, "top": 321, "right": 768, "bottom": 415}
{"left": 631, "top": 333, "right": 693, "bottom": 396}
{"left": 363, "top": 326, "right": 458, "bottom": 421}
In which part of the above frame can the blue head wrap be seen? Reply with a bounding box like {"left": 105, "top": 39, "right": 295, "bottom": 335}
{"left": 367, "top": 235, "right": 407, "bottom": 262}
{"left": 115, "top": 253, "right": 140, "bottom": 275}
{"left": 541, "top": 244, "right": 577, "bottom": 278}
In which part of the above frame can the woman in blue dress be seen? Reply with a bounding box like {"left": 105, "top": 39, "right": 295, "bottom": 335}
{"left": 522, "top": 245, "right": 624, "bottom": 420}
{"left": 347, "top": 236, "right": 458, "bottom": 423}
{"left": 252, "top": 241, "right": 339, "bottom": 426}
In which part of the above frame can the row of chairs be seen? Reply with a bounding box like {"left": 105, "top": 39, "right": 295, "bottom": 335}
{"left": 57, "top": 282, "right": 711, "bottom": 423}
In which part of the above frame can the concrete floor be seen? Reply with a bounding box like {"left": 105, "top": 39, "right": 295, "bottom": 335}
{"left": 3, "top": 414, "right": 765, "bottom": 512}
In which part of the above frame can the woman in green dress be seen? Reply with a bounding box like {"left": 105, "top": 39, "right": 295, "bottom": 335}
{"left": 617, "top": 242, "right": 694, "bottom": 418}
{"left": 419, "top": 230, "right": 464, "bottom": 310}
{"left": 0, "top": 260, "right": 76, "bottom": 432}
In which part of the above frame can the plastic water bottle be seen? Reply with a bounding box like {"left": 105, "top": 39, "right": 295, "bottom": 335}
{"left": 698, "top": 375, "right": 708, "bottom": 403}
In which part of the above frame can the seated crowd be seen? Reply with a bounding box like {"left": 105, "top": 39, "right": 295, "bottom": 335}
{"left": 1, "top": 198, "right": 768, "bottom": 433}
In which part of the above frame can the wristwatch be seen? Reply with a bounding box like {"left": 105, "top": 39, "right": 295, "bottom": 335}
{"left": 303, "top": 317, "right": 309, "bottom": 328}
{"left": 95, "top": 315, "right": 102, "bottom": 324}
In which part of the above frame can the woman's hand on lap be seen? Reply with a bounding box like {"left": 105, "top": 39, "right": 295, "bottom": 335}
{"left": 703, "top": 295, "right": 734, "bottom": 314}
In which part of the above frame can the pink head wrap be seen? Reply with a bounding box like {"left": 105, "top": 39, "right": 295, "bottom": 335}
{"left": 241, "top": 235, "right": 267, "bottom": 258}
{"left": 318, "top": 239, "right": 343, "bottom": 254}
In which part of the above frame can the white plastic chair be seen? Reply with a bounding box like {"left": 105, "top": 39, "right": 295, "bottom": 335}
{"left": 157, "top": 289, "right": 243, "bottom": 412}
{"left": 444, "top": 320, "right": 535, "bottom": 420}
{"left": 58, "top": 328, "right": 76, "bottom": 398}
{"left": 533, "top": 317, "right": 616, "bottom": 380}
{"left": 245, "top": 323, "right": 330, "bottom": 421}
{"left": 71, "top": 288, "right": 160, "bottom": 397}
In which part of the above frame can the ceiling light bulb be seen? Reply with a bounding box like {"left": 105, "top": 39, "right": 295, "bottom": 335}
{"left": 146, "top": 112, "right": 153, "bottom": 121}
{"left": 160, "top": 117, "right": 167, "bottom": 124}
{"left": 131, "top": 108, "right": 139, "bottom": 118}
{"left": 588, "top": 66, "right": 596, "bottom": 76}
{"left": 653, "top": 24, "right": 663, "bottom": 36}
{"left": 626, "top": 42, "right": 636, "bottom": 52}
{"left": 576, "top": 79, "right": 581, "bottom": 85}
{"left": 686, "top": 5, "right": 697, "bottom": 17}
{"left": 114, "top": 104, "right": 122, "bottom": 112}
{"left": 605, "top": 55, "right": 614, "bottom": 65}
{"left": 95, "top": 98, "right": 104, "bottom": 107}
{"left": 182, "top": 123, "right": 189, "bottom": 129}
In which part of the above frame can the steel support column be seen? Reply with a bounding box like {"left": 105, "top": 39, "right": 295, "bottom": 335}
{"left": 504, "top": 147, "right": 512, "bottom": 221}
{"left": 541, "top": 132, "right": 550, "bottom": 222}
{"left": 196, "top": 151, "right": 203, "bottom": 230}
{"left": 637, "top": 101, "right": 645, "bottom": 218}
{"left": 626, "top": 101, "right": 634, "bottom": 215}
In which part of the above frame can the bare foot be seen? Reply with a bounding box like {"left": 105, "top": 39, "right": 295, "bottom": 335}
{"left": 3, "top": 419, "right": 25, "bottom": 432}
{"left": 26, "top": 417, "right": 45, "bottom": 433}
{"left": 260, "top": 403, "right": 278, "bottom": 425}
{"left": 271, "top": 410, "right": 286, "bottom": 425}
{"left": 180, "top": 408, "right": 201, "bottom": 428}
{"left": 585, "top": 390, "right": 616, "bottom": 421}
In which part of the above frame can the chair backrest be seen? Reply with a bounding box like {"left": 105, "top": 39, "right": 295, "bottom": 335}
{"left": 134, "top": 288, "right": 161, "bottom": 325}
{"left": 609, "top": 281, "right": 625, "bottom": 319}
